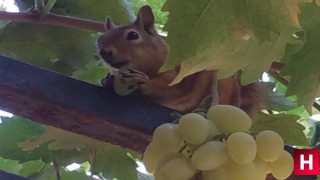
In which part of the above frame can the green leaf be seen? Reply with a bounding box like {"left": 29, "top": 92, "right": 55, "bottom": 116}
{"left": 28, "top": 163, "right": 56, "bottom": 180}
{"left": 259, "top": 82, "right": 297, "bottom": 111}
{"left": 94, "top": 145, "right": 138, "bottom": 180}
{"left": 0, "top": 157, "right": 22, "bottom": 174}
{"left": 0, "top": 117, "right": 50, "bottom": 163}
{"left": 18, "top": 160, "right": 44, "bottom": 177}
{"left": 52, "top": 0, "right": 135, "bottom": 23}
{"left": 60, "top": 170, "right": 88, "bottom": 180}
{"left": 15, "top": 0, "right": 135, "bottom": 23}
{"left": 19, "top": 126, "right": 138, "bottom": 180}
{"left": 280, "top": 2, "right": 320, "bottom": 113}
{"left": 72, "top": 61, "right": 108, "bottom": 84}
{"left": 19, "top": 126, "right": 101, "bottom": 151}
{"left": 170, "top": 25, "right": 296, "bottom": 85}
{"left": 51, "top": 149, "right": 91, "bottom": 168}
{"left": 161, "top": 0, "right": 307, "bottom": 84}
{"left": 281, "top": 35, "right": 305, "bottom": 64}
{"left": 250, "top": 113, "right": 309, "bottom": 146}
{"left": 241, "top": 25, "right": 297, "bottom": 84}
{"left": 0, "top": 22, "right": 97, "bottom": 75}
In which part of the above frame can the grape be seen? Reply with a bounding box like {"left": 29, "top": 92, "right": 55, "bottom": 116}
{"left": 224, "top": 160, "right": 261, "bottom": 180}
{"left": 156, "top": 155, "right": 196, "bottom": 180}
{"left": 153, "top": 123, "right": 182, "bottom": 151}
{"left": 268, "top": 150, "right": 293, "bottom": 180}
{"left": 113, "top": 68, "right": 137, "bottom": 96}
{"left": 207, "top": 120, "right": 220, "bottom": 139}
{"left": 191, "top": 141, "right": 229, "bottom": 170}
{"left": 202, "top": 169, "right": 228, "bottom": 180}
{"left": 178, "top": 113, "right": 210, "bottom": 145}
{"left": 226, "top": 132, "right": 257, "bottom": 164}
{"left": 207, "top": 105, "right": 252, "bottom": 133}
{"left": 155, "top": 153, "right": 181, "bottom": 172}
{"left": 154, "top": 172, "right": 166, "bottom": 180}
{"left": 142, "top": 141, "right": 174, "bottom": 173}
{"left": 256, "top": 130, "right": 284, "bottom": 162}
{"left": 254, "top": 156, "right": 270, "bottom": 179}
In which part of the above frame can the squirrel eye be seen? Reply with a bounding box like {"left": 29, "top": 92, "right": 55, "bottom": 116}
{"left": 127, "top": 31, "right": 139, "bottom": 40}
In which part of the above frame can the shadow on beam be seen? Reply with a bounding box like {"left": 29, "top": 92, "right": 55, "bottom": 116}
{"left": 0, "top": 170, "right": 30, "bottom": 180}
{"left": 0, "top": 55, "right": 175, "bottom": 152}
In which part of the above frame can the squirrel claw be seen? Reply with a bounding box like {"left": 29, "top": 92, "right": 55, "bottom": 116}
{"left": 119, "top": 69, "right": 149, "bottom": 84}
{"left": 100, "top": 73, "right": 114, "bottom": 88}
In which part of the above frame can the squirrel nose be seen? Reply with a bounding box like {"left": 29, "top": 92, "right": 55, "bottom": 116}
{"left": 99, "top": 49, "right": 113, "bottom": 60}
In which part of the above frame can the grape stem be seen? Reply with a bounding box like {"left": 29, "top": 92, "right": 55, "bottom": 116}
{"left": 210, "top": 70, "right": 219, "bottom": 107}
{"left": 51, "top": 152, "right": 61, "bottom": 180}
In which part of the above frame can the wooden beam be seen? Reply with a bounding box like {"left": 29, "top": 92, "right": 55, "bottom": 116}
{"left": 0, "top": 55, "right": 175, "bottom": 153}
{"left": 0, "top": 170, "right": 31, "bottom": 180}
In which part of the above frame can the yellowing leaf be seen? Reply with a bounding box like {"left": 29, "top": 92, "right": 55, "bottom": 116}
{"left": 161, "top": 0, "right": 311, "bottom": 84}
{"left": 271, "top": 0, "right": 312, "bottom": 28}
{"left": 18, "top": 126, "right": 138, "bottom": 180}
{"left": 281, "top": 2, "right": 320, "bottom": 113}
{"left": 19, "top": 126, "right": 101, "bottom": 151}
{"left": 171, "top": 26, "right": 296, "bottom": 85}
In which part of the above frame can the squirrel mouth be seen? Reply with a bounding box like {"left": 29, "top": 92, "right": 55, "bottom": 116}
{"left": 109, "top": 61, "right": 128, "bottom": 69}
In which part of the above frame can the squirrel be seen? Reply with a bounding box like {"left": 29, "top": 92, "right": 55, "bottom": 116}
{"left": 96, "top": 5, "right": 261, "bottom": 116}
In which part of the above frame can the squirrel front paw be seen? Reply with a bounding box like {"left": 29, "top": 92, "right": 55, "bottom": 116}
{"left": 113, "top": 68, "right": 150, "bottom": 96}
{"left": 120, "top": 68, "right": 150, "bottom": 87}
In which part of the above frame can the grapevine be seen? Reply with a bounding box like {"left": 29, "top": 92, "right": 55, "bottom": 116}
{"left": 143, "top": 105, "right": 293, "bottom": 180}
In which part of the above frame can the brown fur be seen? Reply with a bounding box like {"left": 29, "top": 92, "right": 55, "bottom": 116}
{"left": 97, "top": 6, "right": 261, "bottom": 115}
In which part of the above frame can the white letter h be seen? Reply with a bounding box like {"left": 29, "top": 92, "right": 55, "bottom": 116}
{"left": 300, "top": 154, "right": 313, "bottom": 170}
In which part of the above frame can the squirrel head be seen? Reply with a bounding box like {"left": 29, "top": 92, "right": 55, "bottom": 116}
{"left": 97, "top": 5, "right": 168, "bottom": 76}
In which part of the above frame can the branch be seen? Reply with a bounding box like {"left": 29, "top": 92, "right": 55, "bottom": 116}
{"left": 270, "top": 62, "right": 284, "bottom": 72}
{"left": 0, "top": 11, "right": 105, "bottom": 32}
{"left": 267, "top": 71, "right": 289, "bottom": 86}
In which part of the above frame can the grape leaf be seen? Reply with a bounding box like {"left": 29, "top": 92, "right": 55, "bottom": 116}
{"left": 259, "top": 82, "right": 297, "bottom": 111}
{"left": 14, "top": 0, "right": 134, "bottom": 23}
{"left": 161, "top": 0, "right": 310, "bottom": 84}
{"left": 54, "top": 171, "right": 88, "bottom": 180}
{"left": 241, "top": 25, "right": 298, "bottom": 84}
{"left": 250, "top": 113, "right": 308, "bottom": 146}
{"left": 19, "top": 126, "right": 102, "bottom": 151}
{"left": 94, "top": 146, "right": 138, "bottom": 180}
{"left": 52, "top": 0, "right": 135, "bottom": 23}
{"left": 34, "top": 166, "right": 88, "bottom": 180}
{"left": 280, "top": 2, "right": 320, "bottom": 113}
{"left": 0, "top": 117, "right": 50, "bottom": 163}
{"left": 0, "top": 22, "right": 96, "bottom": 75}
{"left": 0, "top": 157, "right": 22, "bottom": 174}
{"left": 72, "top": 61, "right": 108, "bottom": 84}
{"left": 18, "top": 160, "right": 44, "bottom": 177}
{"left": 19, "top": 126, "right": 138, "bottom": 180}
{"left": 170, "top": 26, "right": 296, "bottom": 85}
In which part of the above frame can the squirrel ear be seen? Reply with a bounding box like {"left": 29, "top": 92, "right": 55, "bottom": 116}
{"left": 105, "top": 17, "right": 115, "bottom": 31}
{"left": 135, "top": 5, "right": 156, "bottom": 34}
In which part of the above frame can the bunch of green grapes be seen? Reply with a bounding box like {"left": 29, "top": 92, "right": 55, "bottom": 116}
{"left": 143, "top": 105, "right": 293, "bottom": 180}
